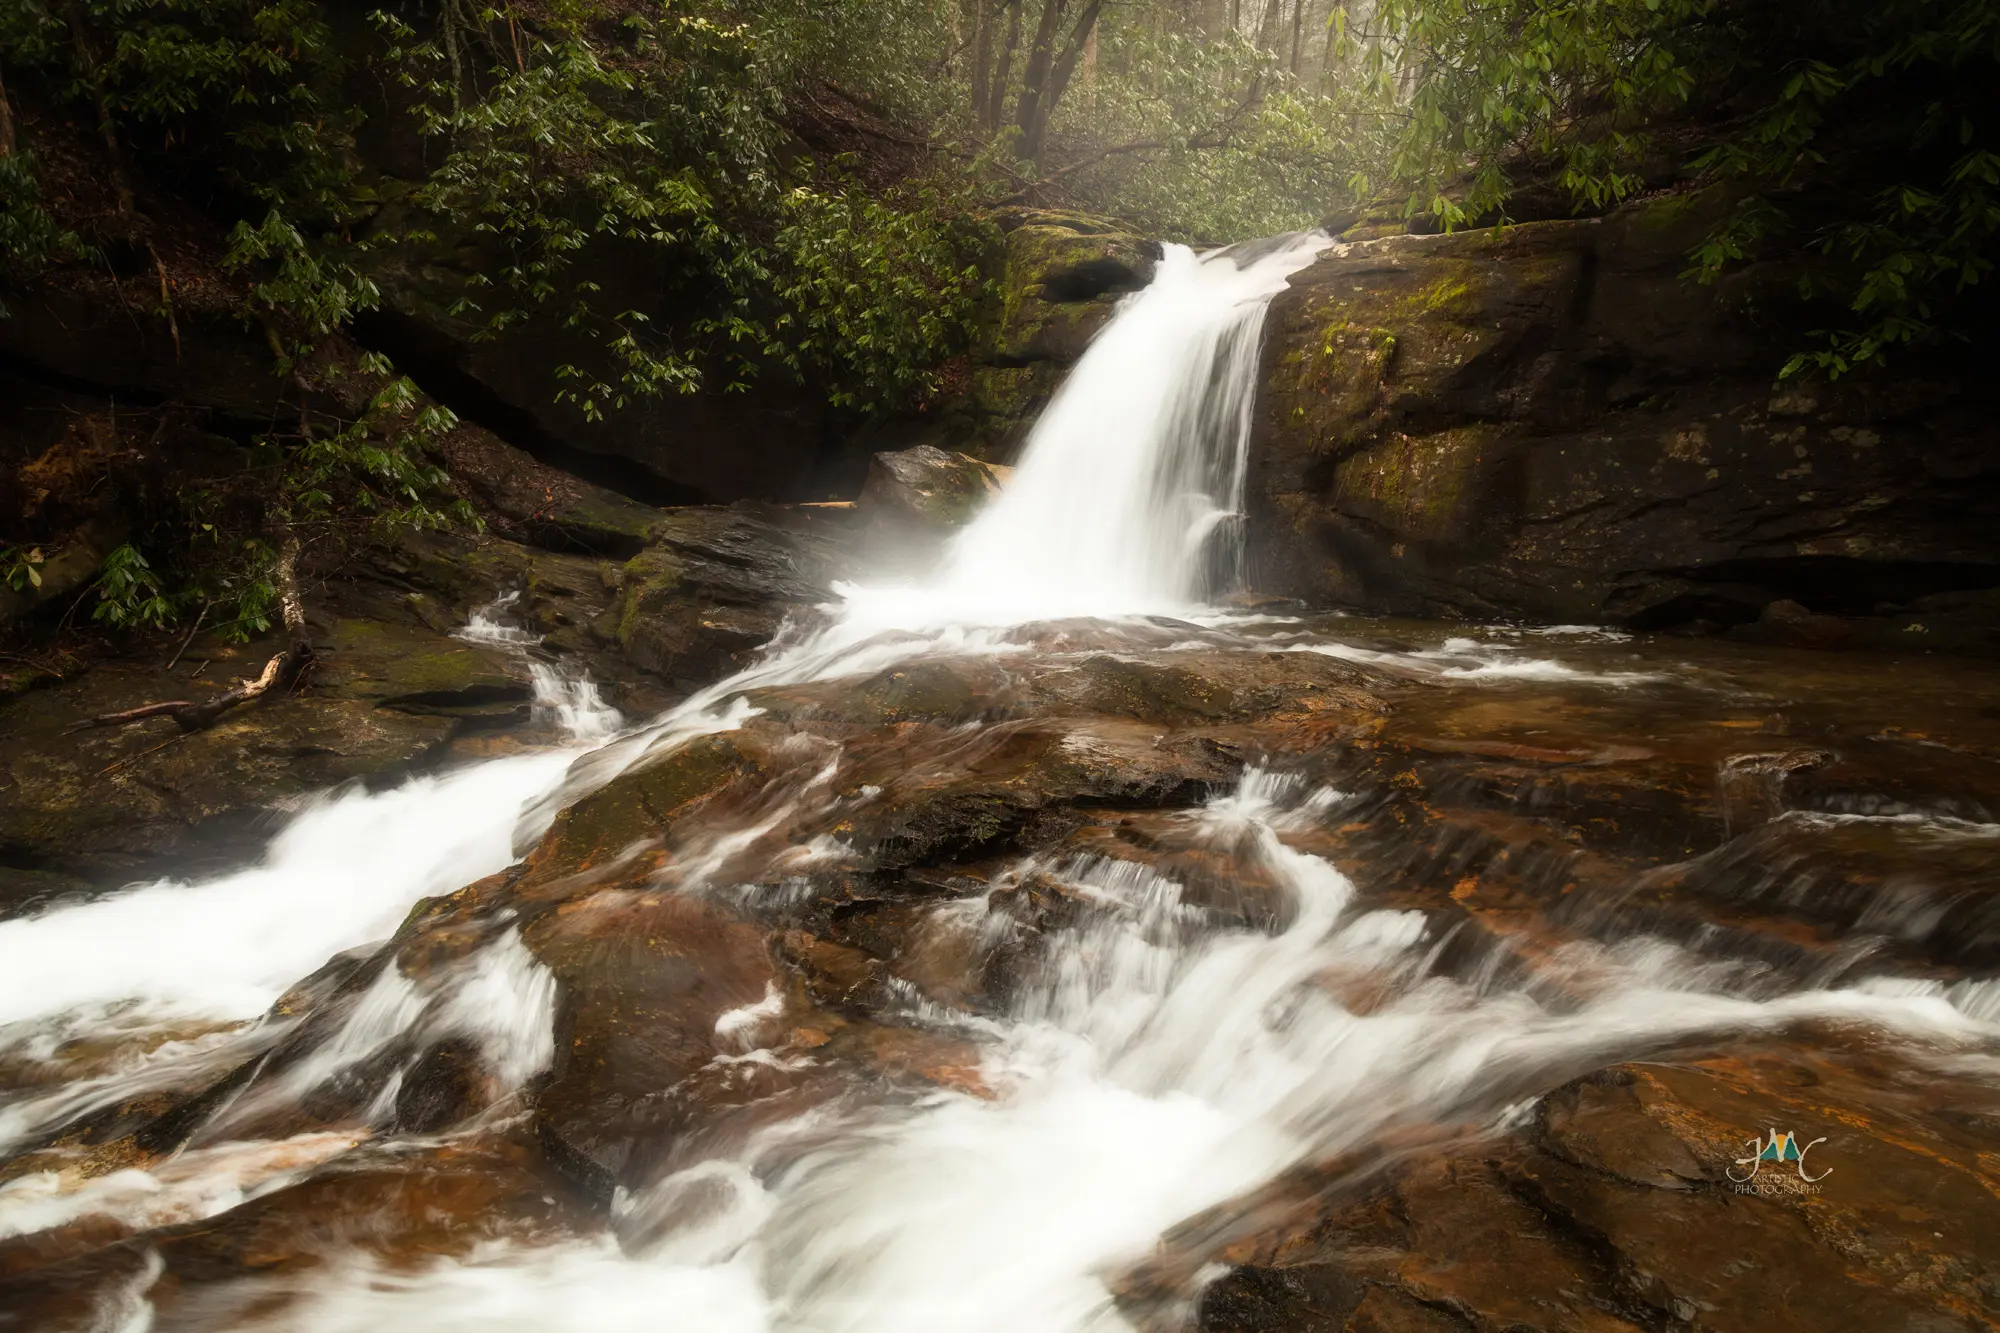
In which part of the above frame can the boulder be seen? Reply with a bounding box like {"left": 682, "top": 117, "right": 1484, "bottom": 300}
{"left": 857, "top": 444, "right": 1010, "bottom": 535}
{"left": 985, "top": 212, "right": 1159, "bottom": 366}
{"left": 1246, "top": 194, "right": 2000, "bottom": 644}
{"left": 1200, "top": 1047, "right": 2000, "bottom": 1333}
{"left": 602, "top": 505, "right": 851, "bottom": 689}
{"left": 432, "top": 424, "right": 671, "bottom": 559}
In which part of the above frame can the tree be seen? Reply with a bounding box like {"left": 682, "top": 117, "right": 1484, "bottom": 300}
{"left": 1353, "top": 0, "right": 2000, "bottom": 375}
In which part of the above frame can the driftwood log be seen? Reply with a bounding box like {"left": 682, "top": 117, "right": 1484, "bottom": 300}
{"left": 68, "top": 535, "right": 316, "bottom": 735}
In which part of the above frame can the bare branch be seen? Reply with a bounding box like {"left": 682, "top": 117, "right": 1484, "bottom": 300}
{"left": 64, "top": 535, "right": 315, "bottom": 737}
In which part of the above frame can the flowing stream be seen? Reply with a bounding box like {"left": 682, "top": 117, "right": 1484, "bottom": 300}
{"left": 2, "top": 234, "right": 1997, "bottom": 1331}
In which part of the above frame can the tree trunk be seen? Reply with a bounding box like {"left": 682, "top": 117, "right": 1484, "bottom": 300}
{"left": 1082, "top": 22, "right": 1097, "bottom": 111}
{"left": 1255, "top": 0, "right": 1284, "bottom": 52}
{"left": 1321, "top": 0, "right": 1345, "bottom": 92}
{"left": 1024, "top": 0, "right": 1104, "bottom": 165}
{"left": 63, "top": 0, "right": 135, "bottom": 215}
{"left": 987, "top": 0, "right": 1024, "bottom": 134}
{"left": 1290, "top": 0, "right": 1306, "bottom": 73}
{"left": 1014, "top": 0, "right": 1068, "bottom": 157}
{"left": 0, "top": 61, "right": 16, "bottom": 158}
{"left": 971, "top": 0, "right": 994, "bottom": 131}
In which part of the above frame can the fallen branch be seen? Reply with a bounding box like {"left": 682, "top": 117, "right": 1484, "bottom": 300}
{"left": 98, "top": 731, "right": 188, "bottom": 777}
{"left": 151, "top": 246, "right": 181, "bottom": 361}
{"left": 68, "top": 700, "right": 196, "bottom": 732}
{"left": 165, "top": 601, "right": 208, "bottom": 670}
{"left": 66, "top": 534, "right": 315, "bottom": 736}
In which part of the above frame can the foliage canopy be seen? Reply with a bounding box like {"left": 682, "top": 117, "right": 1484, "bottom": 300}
{"left": 1355, "top": 0, "right": 2000, "bottom": 374}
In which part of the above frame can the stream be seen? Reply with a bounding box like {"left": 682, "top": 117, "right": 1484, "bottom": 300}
{"left": 2, "top": 234, "right": 1998, "bottom": 1332}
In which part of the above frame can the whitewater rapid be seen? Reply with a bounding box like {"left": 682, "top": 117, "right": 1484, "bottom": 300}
{"left": 3, "top": 232, "right": 1996, "bottom": 1332}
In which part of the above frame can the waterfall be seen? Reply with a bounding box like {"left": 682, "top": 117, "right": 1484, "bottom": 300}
{"left": 4, "top": 230, "right": 1994, "bottom": 1333}
{"left": 842, "top": 234, "right": 1328, "bottom": 630}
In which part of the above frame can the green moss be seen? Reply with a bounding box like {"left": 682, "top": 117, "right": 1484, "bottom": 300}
{"left": 988, "top": 224, "right": 1150, "bottom": 362}
{"left": 612, "top": 547, "right": 689, "bottom": 650}
{"left": 531, "top": 734, "right": 749, "bottom": 880}
{"left": 1332, "top": 426, "right": 1497, "bottom": 539}
{"left": 1624, "top": 188, "right": 1707, "bottom": 235}
{"left": 1416, "top": 275, "right": 1477, "bottom": 316}
{"left": 1286, "top": 313, "right": 1398, "bottom": 452}
{"left": 970, "top": 365, "right": 1047, "bottom": 418}
{"left": 372, "top": 649, "right": 490, "bottom": 696}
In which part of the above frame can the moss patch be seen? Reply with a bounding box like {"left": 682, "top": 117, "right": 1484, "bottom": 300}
{"left": 1332, "top": 426, "right": 1501, "bottom": 540}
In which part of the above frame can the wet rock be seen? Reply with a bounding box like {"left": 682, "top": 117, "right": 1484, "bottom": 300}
{"left": 1034, "top": 650, "right": 1385, "bottom": 729}
{"left": 371, "top": 529, "right": 669, "bottom": 712}
{"left": 1199, "top": 1042, "right": 2000, "bottom": 1333}
{"left": 1247, "top": 199, "right": 2000, "bottom": 646}
{"left": 1635, "top": 812, "right": 2000, "bottom": 971}
{"left": 604, "top": 506, "right": 849, "bottom": 688}
{"left": 0, "top": 1135, "right": 592, "bottom": 1325}
{"left": 776, "top": 929, "right": 888, "bottom": 1011}
{"left": 0, "top": 865, "right": 96, "bottom": 919}
{"left": 748, "top": 658, "right": 1024, "bottom": 728}
{"left": 525, "top": 888, "right": 777, "bottom": 1195}
{"left": 393, "top": 1039, "right": 490, "bottom": 1134}
{"left": 12, "top": 614, "right": 2000, "bottom": 1325}
{"left": 315, "top": 613, "right": 530, "bottom": 724}
{"left": 857, "top": 444, "right": 1010, "bottom": 535}
{"left": 516, "top": 733, "right": 758, "bottom": 892}
{"left": 1732, "top": 599, "right": 1859, "bottom": 650}
{"left": 823, "top": 717, "right": 1236, "bottom": 869}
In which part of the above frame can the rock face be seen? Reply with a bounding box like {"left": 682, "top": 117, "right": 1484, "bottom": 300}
{"left": 1201, "top": 1047, "right": 2000, "bottom": 1333}
{"left": 1247, "top": 195, "right": 2000, "bottom": 646}
{"left": 941, "top": 210, "right": 1160, "bottom": 459}
{"left": 599, "top": 504, "right": 853, "bottom": 689}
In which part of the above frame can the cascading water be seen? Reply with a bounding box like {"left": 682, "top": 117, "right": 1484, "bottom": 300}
{"left": 3, "top": 232, "right": 1997, "bottom": 1332}
{"left": 842, "top": 234, "right": 1328, "bottom": 628}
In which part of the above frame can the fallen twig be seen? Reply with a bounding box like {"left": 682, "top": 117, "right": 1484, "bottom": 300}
{"left": 63, "top": 534, "right": 315, "bottom": 736}
{"left": 98, "top": 731, "right": 187, "bottom": 777}
{"left": 165, "top": 602, "right": 209, "bottom": 671}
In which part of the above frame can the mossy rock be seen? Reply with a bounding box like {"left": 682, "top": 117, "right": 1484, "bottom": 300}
{"left": 518, "top": 733, "right": 756, "bottom": 889}
{"left": 987, "top": 224, "right": 1159, "bottom": 366}
{"left": 857, "top": 445, "right": 1008, "bottom": 533}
